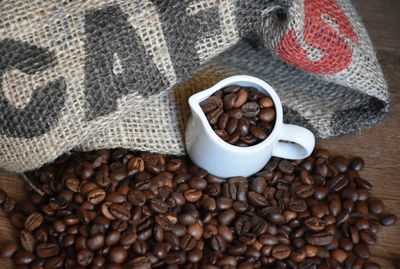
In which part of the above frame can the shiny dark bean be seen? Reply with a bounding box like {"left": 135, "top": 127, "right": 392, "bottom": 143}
{"left": 36, "top": 243, "right": 60, "bottom": 258}
{"left": 306, "top": 232, "right": 334, "bottom": 246}
{"left": 247, "top": 191, "right": 268, "bottom": 207}
{"left": 380, "top": 214, "right": 397, "bottom": 226}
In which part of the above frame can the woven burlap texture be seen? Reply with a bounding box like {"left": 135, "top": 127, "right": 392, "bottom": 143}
{"left": 0, "top": 0, "right": 388, "bottom": 172}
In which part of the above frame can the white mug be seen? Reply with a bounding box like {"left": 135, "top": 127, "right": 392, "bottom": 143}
{"left": 185, "top": 75, "right": 315, "bottom": 178}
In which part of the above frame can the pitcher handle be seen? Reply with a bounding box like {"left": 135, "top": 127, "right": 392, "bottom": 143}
{"left": 272, "top": 124, "right": 315, "bottom": 160}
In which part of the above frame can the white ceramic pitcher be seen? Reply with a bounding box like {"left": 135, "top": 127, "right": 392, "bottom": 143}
{"left": 185, "top": 75, "right": 315, "bottom": 178}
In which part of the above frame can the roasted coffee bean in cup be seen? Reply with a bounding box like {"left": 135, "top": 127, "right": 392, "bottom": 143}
{"left": 0, "top": 148, "right": 396, "bottom": 268}
{"left": 199, "top": 84, "right": 276, "bottom": 146}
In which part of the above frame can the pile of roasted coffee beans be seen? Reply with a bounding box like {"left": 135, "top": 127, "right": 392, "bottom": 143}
{"left": 0, "top": 148, "right": 397, "bottom": 268}
{"left": 200, "top": 84, "right": 276, "bottom": 146}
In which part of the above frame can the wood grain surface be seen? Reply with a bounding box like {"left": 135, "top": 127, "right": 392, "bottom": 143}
{"left": 1, "top": 1, "right": 400, "bottom": 268}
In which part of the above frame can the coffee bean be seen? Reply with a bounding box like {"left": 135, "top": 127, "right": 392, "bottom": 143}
{"left": 350, "top": 157, "right": 364, "bottom": 172}
{"left": 331, "top": 156, "right": 349, "bottom": 173}
{"left": 13, "top": 251, "right": 35, "bottom": 265}
{"left": 228, "top": 108, "right": 243, "bottom": 119}
{"left": 259, "top": 97, "right": 274, "bottom": 108}
{"left": 1, "top": 241, "right": 18, "bottom": 258}
{"left": 155, "top": 215, "right": 174, "bottom": 231}
{"left": 354, "top": 243, "right": 370, "bottom": 259}
{"left": 295, "top": 184, "right": 315, "bottom": 199}
{"left": 188, "top": 177, "right": 207, "bottom": 191}
{"left": 259, "top": 234, "right": 279, "bottom": 245}
{"left": 179, "top": 234, "right": 196, "bottom": 251}
{"left": 46, "top": 256, "right": 64, "bottom": 268}
{"left": 223, "top": 93, "right": 236, "bottom": 110}
{"left": 218, "top": 209, "right": 236, "bottom": 225}
{"left": 211, "top": 235, "right": 227, "bottom": 252}
{"left": 131, "top": 240, "right": 147, "bottom": 255}
{"left": 240, "top": 135, "right": 257, "bottom": 145}
{"left": 53, "top": 220, "right": 66, "bottom": 233}
{"left": 252, "top": 219, "right": 269, "bottom": 235}
{"left": 102, "top": 231, "right": 119, "bottom": 246}
{"left": 25, "top": 213, "right": 43, "bottom": 232}
{"left": 239, "top": 233, "right": 256, "bottom": 245}
{"left": 150, "top": 199, "right": 169, "bottom": 214}
{"left": 368, "top": 200, "right": 385, "bottom": 215}
{"left": 87, "top": 234, "right": 105, "bottom": 251}
{"left": 267, "top": 213, "right": 286, "bottom": 225}
{"left": 87, "top": 188, "right": 106, "bottom": 204}
{"left": 310, "top": 187, "right": 326, "bottom": 202}
{"left": 203, "top": 224, "right": 218, "bottom": 240}
{"left": 233, "top": 201, "right": 248, "bottom": 213}
{"left": 184, "top": 189, "right": 202, "bottom": 203}
{"left": 65, "top": 178, "right": 80, "bottom": 192}
{"left": 272, "top": 245, "right": 291, "bottom": 260}
{"left": 233, "top": 89, "right": 248, "bottom": 108}
{"left": 237, "top": 118, "right": 250, "bottom": 136}
{"left": 288, "top": 198, "right": 307, "bottom": 212}
{"left": 279, "top": 160, "right": 295, "bottom": 174}
{"left": 36, "top": 243, "right": 60, "bottom": 258}
{"left": 128, "top": 256, "right": 151, "bottom": 268}
{"left": 10, "top": 213, "right": 25, "bottom": 228}
{"left": 304, "top": 218, "right": 325, "bottom": 232}
{"left": 331, "top": 249, "right": 348, "bottom": 263}
{"left": 380, "top": 214, "right": 397, "bottom": 226}
{"left": 355, "top": 177, "right": 372, "bottom": 190}
{"left": 152, "top": 242, "right": 169, "bottom": 259}
{"left": 77, "top": 249, "right": 94, "bottom": 266}
{"left": 127, "top": 189, "right": 146, "bottom": 206}
{"left": 109, "top": 246, "right": 128, "bottom": 264}
{"left": 247, "top": 191, "right": 268, "bottom": 207}
{"left": 259, "top": 108, "right": 275, "bottom": 122}
{"left": 200, "top": 96, "right": 222, "bottom": 113}
{"left": 187, "top": 247, "right": 203, "bottom": 263}
{"left": 345, "top": 254, "right": 364, "bottom": 269}
{"left": 360, "top": 230, "right": 377, "bottom": 245}
{"left": 20, "top": 230, "right": 36, "bottom": 253}
{"left": 336, "top": 212, "right": 350, "bottom": 225}
{"left": 165, "top": 251, "right": 186, "bottom": 265}
{"left": 249, "top": 126, "right": 267, "bottom": 140}
{"left": 188, "top": 223, "right": 203, "bottom": 240}
{"left": 303, "top": 245, "right": 318, "bottom": 258}
{"left": 250, "top": 177, "right": 267, "bottom": 194}
{"left": 223, "top": 84, "right": 241, "bottom": 94}
{"left": 242, "top": 102, "right": 260, "bottom": 117}
{"left": 350, "top": 227, "right": 360, "bottom": 244}
{"left": 340, "top": 238, "right": 354, "bottom": 252}
{"left": 328, "top": 175, "right": 349, "bottom": 192}
{"left": 246, "top": 87, "right": 259, "bottom": 101}
{"left": 217, "top": 113, "right": 229, "bottom": 130}
{"left": 306, "top": 232, "right": 334, "bottom": 246}
{"left": 108, "top": 203, "right": 130, "bottom": 221}
{"left": 216, "top": 224, "right": 232, "bottom": 242}
{"left": 226, "top": 118, "right": 238, "bottom": 135}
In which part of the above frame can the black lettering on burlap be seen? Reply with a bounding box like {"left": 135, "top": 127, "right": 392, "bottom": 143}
{"left": 0, "top": 39, "right": 66, "bottom": 138}
{"left": 151, "top": 0, "right": 221, "bottom": 78}
{"left": 84, "top": 6, "right": 168, "bottom": 121}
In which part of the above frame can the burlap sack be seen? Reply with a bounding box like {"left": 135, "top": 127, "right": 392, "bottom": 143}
{"left": 0, "top": 0, "right": 388, "bottom": 172}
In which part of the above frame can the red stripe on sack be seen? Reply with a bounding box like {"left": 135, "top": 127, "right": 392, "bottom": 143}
{"left": 276, "top": 0, "right": 358, "bottom": 74}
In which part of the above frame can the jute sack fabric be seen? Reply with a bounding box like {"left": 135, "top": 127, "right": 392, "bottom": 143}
{"left": 0, "top": 0, "right": 388, "bottom": 172}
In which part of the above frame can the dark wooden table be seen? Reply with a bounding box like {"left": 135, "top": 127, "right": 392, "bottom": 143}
{"left": 1, "top": 1, "right": 399, "bottom": 268}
